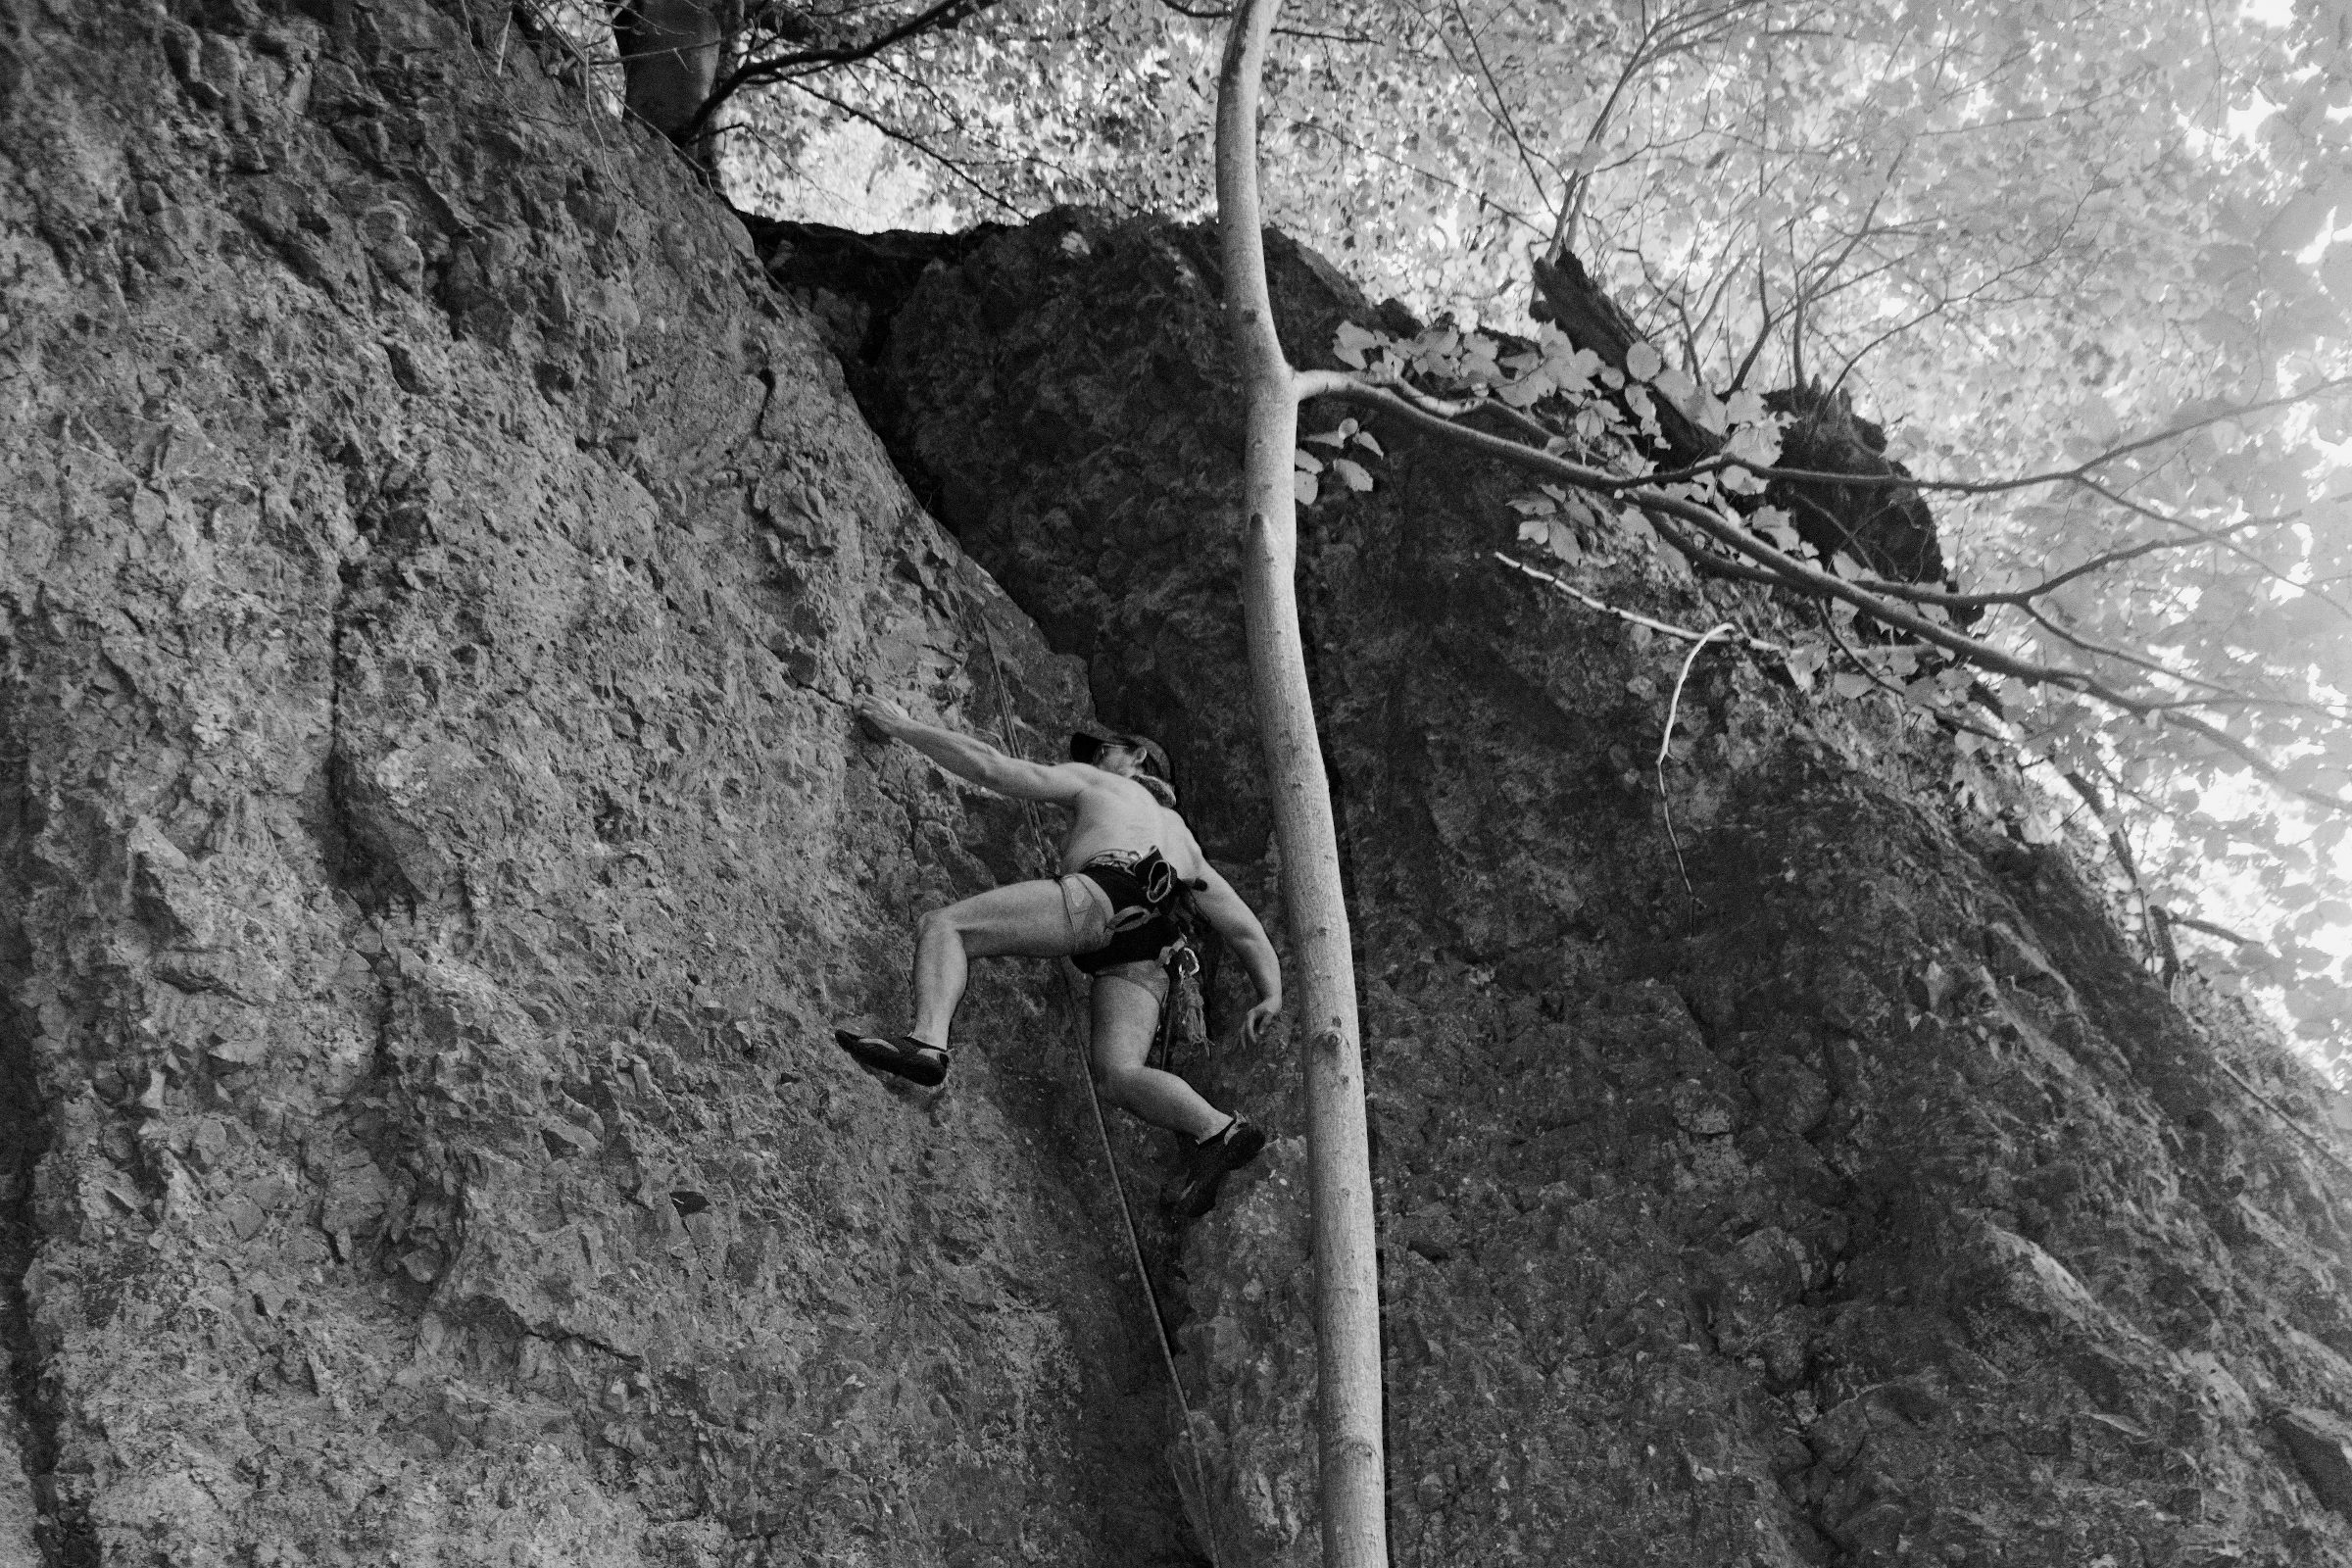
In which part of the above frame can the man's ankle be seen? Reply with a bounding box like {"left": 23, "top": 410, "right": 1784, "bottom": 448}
{"left": 1195, "top": 1112, "right": 1236, "bottom": 1146}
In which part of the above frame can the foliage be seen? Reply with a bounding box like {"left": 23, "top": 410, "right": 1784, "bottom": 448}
{"left": 678, "top": 1, "right": 2352, "bottom": 1059}
{"left": 1298, "top": 296, "right": 2352, "bottom": 1055}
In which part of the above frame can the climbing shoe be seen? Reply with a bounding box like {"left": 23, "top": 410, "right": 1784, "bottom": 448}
{"left": 832, "top": 1028, "right": 950, "bottom": 1088}
{"left": 1168, "top": 1113, "right": 1267, "bottom": 1220}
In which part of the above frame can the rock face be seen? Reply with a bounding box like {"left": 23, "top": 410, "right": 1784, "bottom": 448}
{"left": 777, "top": 209, "right": 2352, "bottom": 1566}
{"left": 9, "top": 4, "right": 2352, "bottom": 1566}
{"left": 1, "top": 6, "right": 1199, "bottom": 1564}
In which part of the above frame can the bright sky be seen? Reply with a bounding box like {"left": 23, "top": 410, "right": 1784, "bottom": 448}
{"left": 732, "top": 122, "right": 958, "bottom": 233}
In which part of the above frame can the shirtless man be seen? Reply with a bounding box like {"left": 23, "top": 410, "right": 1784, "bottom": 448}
{"left": 835, "top": 697, "right": 1280, "bottom": 1216}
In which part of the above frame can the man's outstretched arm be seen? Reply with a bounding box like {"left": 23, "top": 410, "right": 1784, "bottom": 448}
{"left": 857, "top": 696, "right": 1084, "bottom": 804}
{"left": 1191, "top": 864, "right": 1284, "bottom": 1042}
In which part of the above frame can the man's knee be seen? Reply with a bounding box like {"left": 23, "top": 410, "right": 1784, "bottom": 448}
{"left": 916, "top": 906, "right": 966, "bottom": 945}
{"left": 1093, "top": 1059, "right": 1146, "bottom": 1106}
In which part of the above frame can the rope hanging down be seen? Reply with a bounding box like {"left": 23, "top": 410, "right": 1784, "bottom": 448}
{"left": 973, "top": 613, "right": 1225, "bottom": 1567}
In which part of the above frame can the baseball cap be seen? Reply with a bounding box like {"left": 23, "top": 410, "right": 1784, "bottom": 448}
{"left": 1069, "top": 728, "right": 1171, "bottom": 778}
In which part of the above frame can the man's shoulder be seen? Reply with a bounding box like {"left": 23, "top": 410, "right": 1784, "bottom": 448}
{"left": 1156, "top": 808, "right": 1207, "bottom": 862}
{"left": 1065, "top": 760, "right": 1169, "bottom": 792}
{"left": 1058, "top": 761, "right": 1153, "bottom": 808}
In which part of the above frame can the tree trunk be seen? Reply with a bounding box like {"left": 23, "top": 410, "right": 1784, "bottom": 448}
{"left": 609, "top": 1, "right": 728, "bottom": 161}
{"left": 1215, "top": 4, "right": 1389, "bottom": 1564}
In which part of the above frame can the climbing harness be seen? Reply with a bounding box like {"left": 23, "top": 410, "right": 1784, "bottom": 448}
{"left": 1070, "top": 848, "right": 1198, "bottom": 976}
{"left": 1066, "top": 849, "right": 1211, "bottom": 1094}
{"left": 975, "top": 613, "right": 1225, "bottom": 1567}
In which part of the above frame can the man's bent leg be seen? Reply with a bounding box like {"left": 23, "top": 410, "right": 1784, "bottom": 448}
{"left": 1089, "top": 969, "right": 1228, "bottom": 1141}
{"left": 908, "top": 878, "right": 1080, "bottom": 1048}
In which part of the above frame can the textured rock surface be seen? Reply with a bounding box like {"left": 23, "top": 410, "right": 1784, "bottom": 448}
{"left": 0, "top": 6, "right": 1200, "bottom": 1564}
{"left": 779, "top": 209, "right": 2352, "bottom": 1567}
{"left": 2278, "top": 1407, "right": 2352, "bottom": 1518}
{"left": 11, "top": 2, "right": 2352, "bottom": 1564}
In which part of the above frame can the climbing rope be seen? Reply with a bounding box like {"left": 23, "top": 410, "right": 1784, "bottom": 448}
{"left": 974, "top": 612, "right": 1225, "bottom": 1567}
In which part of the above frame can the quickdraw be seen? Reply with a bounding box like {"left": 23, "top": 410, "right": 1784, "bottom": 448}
{"left": 1150, "top": 939, "right": 1202, "bottom": 1072}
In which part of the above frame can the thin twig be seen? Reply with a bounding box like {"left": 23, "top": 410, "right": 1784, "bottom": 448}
{"left": 1442, "top": 0, "right": 1563, "bottom": 223}
{"left": 1595, "top": 376, "right": 2352, "bottom": 496}
{"left": 1658, "top": 622, "right": 1736, "bottom": 912}
{"left": 781, "top": 79, "right": 1025, "bottom": 217}
{"left": 2077, "top": 476, "right": 2352, "bottom": 621}
{"left": 679, "top": 0, "right": 1009, "bottom": 142}
{"left": 1494, "top": 553, "right": 1781, "bottom": 650}
{"left": 1848, "top": 525, "right": 2271, "bottom": 613}
{"left": 2022, "top": 604, "right": 2233, "bottom": 695}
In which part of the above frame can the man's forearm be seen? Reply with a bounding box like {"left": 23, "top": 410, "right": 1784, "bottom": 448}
{"left": 1231, "top": 930, "right": 1283, "bottom": 1006}
{"left": 886, "top": 715, "right": 1007, "bottom": 786}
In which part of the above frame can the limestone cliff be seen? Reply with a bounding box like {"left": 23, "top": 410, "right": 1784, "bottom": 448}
{"left": 7, "top": 4, "right": 2352, "bottom": 1568}
{"left": 2, "top": 5, "right": 1196, "bottom": 1563}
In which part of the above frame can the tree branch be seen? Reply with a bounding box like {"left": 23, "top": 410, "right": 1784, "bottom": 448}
{"left": 2159, "top": 909, "right": 2261, "bottom": 947}
{"left": 2074, "top": 475, "right": 2352, "bottom": 621}
{"left": 1295, "top": 373, "right": 2352, "bottom": 815}
{"left": 1602, "top": 375, "right": 2352, "bottom": 497}
{"left": 1442, "top": 0, "right": 1564, "bottom": 227}
{"left": 1154, "top": 0, "right": 1378, "bottom": 42}
{"left": 1848, "top": 528, "right": 2263, "bottom": 612}
{"left": 679, "top": 0, "right": 1007, "bottom": 141}
{"left": 1494, "top": 553, "right": 1783, "bottom": 650}
{"left": 2020, "top": 604, "right": 2231, "bottom": 694}
{"left": 775, "top": 79, "right": 1024, "bottom": 217}
{"left": 1320, "top": 366, "right": 2341, "bottom": 631}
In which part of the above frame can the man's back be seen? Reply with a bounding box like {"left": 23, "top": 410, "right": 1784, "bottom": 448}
{"left": 1056, "top": 766, "right": 1203, "bottom": 877}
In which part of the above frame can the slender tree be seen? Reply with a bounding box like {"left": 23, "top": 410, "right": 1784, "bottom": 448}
{"left": 1217, "top": 1, "right": 1389, "bottom": 1561}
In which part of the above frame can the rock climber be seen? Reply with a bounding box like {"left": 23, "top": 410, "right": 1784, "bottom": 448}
{"left": 834, "top": 696, "right": 1281, "bottom": 1218}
